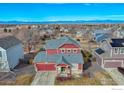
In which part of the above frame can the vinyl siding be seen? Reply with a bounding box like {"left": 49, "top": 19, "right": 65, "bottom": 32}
{"left": 6, "top": 44, "right": 24, "bottom": 69}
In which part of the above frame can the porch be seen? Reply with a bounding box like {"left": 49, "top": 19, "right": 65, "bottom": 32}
{"left": 57, "top": 64, "right": 72, "bottom": 77}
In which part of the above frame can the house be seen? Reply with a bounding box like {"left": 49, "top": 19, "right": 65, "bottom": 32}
{"left": 33, "top": 36, "right": 84, "bottom": 77}
{"left": 76, "top": 31, "right": 83, "bottom": 38}
{"left": 94, "top": 39, "right": 124, "bottom": 68}
{"left": 92, "top": 30, "right": 112, "bottom": 43}
{"left": 113, "top": 30, "right": 124, "bottom": 38}
{"left": 0, "top": 36, "right": 24, "bottom": 72}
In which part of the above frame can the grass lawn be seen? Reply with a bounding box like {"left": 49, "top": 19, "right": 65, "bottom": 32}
{"left": 94, "top": 72, "right": 117, "bottom": 85}
{"left": 55, "top": 71, "right": 117, "bottom": 85}
{"left": 55, "top": 76, "right": 101, "bottom": 85}
{"left": 15, "top": 74, "right": 35, "bottom": 85}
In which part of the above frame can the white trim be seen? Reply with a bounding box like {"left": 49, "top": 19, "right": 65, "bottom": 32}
{"left": 104, "top": 60, "right": 123, "bottom": 62}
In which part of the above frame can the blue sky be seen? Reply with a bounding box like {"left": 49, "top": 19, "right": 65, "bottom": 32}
{"left": 0, "top": 3, "right": 124, "bottom": 21}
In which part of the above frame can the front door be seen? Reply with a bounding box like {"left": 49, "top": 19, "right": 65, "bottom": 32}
{"left": 61, "top": 67, "right": 66, "bottom": 72}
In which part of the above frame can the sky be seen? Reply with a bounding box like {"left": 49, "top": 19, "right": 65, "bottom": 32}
{"left": 0, "top": 3, "right": 124, "bottom": 21}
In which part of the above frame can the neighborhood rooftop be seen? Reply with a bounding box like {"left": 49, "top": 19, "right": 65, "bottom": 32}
{"left": 45, "top": 36, "right": 81, "bottom": 49}
{"left": 0, "top": 36, "right": 21, "bottom": 49}
{"left": 110, "top": 38, "right": 124, "bottom": 47}
{"left": 34, "top": 51, "right": 84, "bottom": 65}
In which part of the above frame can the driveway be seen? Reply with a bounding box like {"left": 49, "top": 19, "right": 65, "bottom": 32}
{"left": 31, "top": 71, "right": 56, "bottom": 85}
{"left": 105, "top": 69, "right": 124, "bottom": 85}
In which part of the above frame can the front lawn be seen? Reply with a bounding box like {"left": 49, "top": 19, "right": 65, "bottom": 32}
{"left": 55, "top": 76, "right": 101, "bottom": 85}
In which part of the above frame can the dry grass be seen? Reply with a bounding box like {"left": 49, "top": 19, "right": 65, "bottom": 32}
{"left": 0, "top": 80, "right": 15, "bottom": 85}
{"left": 94, "top": 72, "right": 117, "bottom": 85}
{"left": 55, "top": 72, "right": 117, "bottom": 85}
{"left": 15, "top": 74, "right": 34, "bottom": 85}
{"left": 55, "top": 76, "right": 101, "bottom": 85}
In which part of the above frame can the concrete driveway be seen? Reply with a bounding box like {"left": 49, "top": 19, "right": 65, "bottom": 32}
{"left": 31, "top": 71, "right": 56, "bottom": 85}
{"left": 105, "top": 69, "right": 124, "bottom": 85}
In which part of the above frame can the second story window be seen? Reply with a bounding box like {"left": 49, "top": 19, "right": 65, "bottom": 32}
{"left": 120, "top": 48, "right": 124, "bottom": 54}
{"left": 61, "top": 49, "right": 65, "bottom": 53}
{"left": 67, "top": 49, "right": 71, "bottom": 53}
{"left": 73, "top": 49, "right": 78, "bottom": 53}
{"left": 114, "top": 48, "right": 119, "bottom": 54}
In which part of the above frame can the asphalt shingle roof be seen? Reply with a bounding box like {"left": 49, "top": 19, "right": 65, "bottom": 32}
{"left": 95, "top": 34, "right": 110, "bottom": 42}
{"left": 0, "top": 36, "right": 21, "bottom": 50}
{"left": 33, "top": 51, "right": 84, "bottom": 65}
{"left": 45, "top": 36, "right": 81, "bottom": 49}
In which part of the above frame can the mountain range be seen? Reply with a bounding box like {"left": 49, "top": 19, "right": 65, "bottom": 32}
{"left": 0, "top": 20, "right": 124, "bottom": 24}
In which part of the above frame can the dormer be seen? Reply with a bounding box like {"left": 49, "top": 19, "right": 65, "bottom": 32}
{"left": 45, "top": 36, "right": 81, "bottom": 55}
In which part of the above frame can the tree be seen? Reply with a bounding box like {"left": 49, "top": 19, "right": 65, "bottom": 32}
{"left": 28, "top": 26, "right": 31, "bottom": 29}
{"left": 3, "top": 28, "right": 7, "bottom": 33}
{"left": 81, "top": 50, "right": 92, "bottom": 63}
{"left": 8, "top": 29, "right": 11, "bottom": 32}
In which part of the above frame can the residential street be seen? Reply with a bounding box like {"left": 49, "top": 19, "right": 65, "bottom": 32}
{"left": 31, "top": 71, "right": 56, "bottom": 85}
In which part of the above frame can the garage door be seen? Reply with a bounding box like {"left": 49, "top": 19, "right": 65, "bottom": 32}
{"left": 36, "top": 63, "right": 56, "bottom": 71}
{"left": 104, "top": 60, "right": 122, "bottom": 68}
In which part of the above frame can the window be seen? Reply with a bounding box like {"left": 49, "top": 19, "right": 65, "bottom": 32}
{"left": 120, "top": 48, "right": 124, "bottom": 54}
{"left": 0, "top": 51, "right": 2, "bottom": 57}
{"left": 61, "top": 49, "right": 65, "bottom": 53}
{"left": 67, "top": 49, "right": 71, "bottom": 53}
{"left": 73, "top": 49, "right": 77, "bottom": 53}
{"left": 114, "top": 48, "right": 119, "bottom": 54}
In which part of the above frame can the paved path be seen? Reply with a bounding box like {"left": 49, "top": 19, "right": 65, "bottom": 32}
{"left": 105, "top": 69, "right": 124, "bottom": 85}
{"left": 89, "top": 62, "right": 106, "bottom": 73}
{"left": 31, "top": 71, "right": 56, "bottom": 85}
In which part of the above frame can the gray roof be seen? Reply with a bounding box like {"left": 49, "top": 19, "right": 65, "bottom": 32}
{"left": 0, "top": 36, "right": 21, "bottom": 50}
{"left": 33, "top": 51, "right": 84, "bottom": 65}
{"left": 45, "top": 36, "right": 81, "bottom": 49}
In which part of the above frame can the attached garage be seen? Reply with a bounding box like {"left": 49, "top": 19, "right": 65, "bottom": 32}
{"left": 35, "top": 63, "right": 56, "bottom": 71}
{"left": 104, "top": 60, "right": 123, "bottom": 68}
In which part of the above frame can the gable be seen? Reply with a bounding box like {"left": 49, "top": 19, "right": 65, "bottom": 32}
{"left": 45, "top": 36, "right": 81, "bottom": 49}
{"left": 59, "top": 44, "right": 79, "bottom": 48}
{"left": 0, "top": 36, "right": 21, "bottom": 50}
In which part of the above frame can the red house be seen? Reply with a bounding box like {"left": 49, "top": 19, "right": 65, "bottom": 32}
{"left": 33, "top": 36, "right": 84, "bottom": 77}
